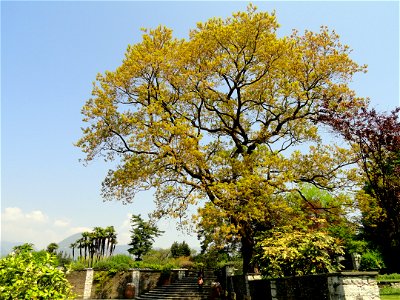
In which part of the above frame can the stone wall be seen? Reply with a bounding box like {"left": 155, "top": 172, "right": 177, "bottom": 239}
{"left": 66, "top": 270, "right": 87, "bottom": 299}
{"left": 271, "top": 273, "right": 329, "bottom": 300}
{"left": 227, "top": 275, "right": 246, "bottom": 299}
{"left": 326, "top": 272, "right": 380, "bottom": 300}
{"left": 90, "top": 270, "right": 132, "bottom": 299}
{"left": 226, "top": 272, "right": 379, "bottom": 300}
{"left": 248, "top": 278, "right": 272, "bottom": 300}
{"left": 66, "top": 268, "right": 185, "bottom": 299}
{"left": 139, "top": 270, "right": 166, "bottom": 294}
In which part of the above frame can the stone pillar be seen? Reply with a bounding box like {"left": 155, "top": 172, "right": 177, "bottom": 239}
{"left": 270, "top": 280, "right": 278, "bottom": 300}
{"left": 328, "top": 272, "right": 380, "bottom": 300}
{"left": 131, "top": 269, "right": 140, "bottom": 298}
{"left": 178, "top": 269, "right": 186, "bottom": 280}
{"left": 83, "top": 268, "right": 93, "bottom": 299}
{"left": 244, "top": 275, "right": 252, "bottom": 300}
{"left": 351, "top": 253, "right": 362, "bottom": 271}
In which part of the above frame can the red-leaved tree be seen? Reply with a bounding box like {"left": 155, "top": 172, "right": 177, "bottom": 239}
{"left": 320, "top": 103, "right": 400, "bottom": 272}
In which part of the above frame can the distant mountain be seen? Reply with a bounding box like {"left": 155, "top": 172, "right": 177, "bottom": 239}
{"left": 114, "top": 244, "right": 130, "bottom": 255}
{"left": 57, "top": 233, "right": 84, "bottom": 257}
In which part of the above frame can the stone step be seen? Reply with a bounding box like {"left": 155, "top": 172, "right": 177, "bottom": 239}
{"left": 135, "top": 276, "right": 214, "bottom": 300}
{"left": 143, "top": 290, "right": 210, "bottom": 296}
{"left": 136, "top": 292, "right": 210, "bottom": 299}
{"left": 136, "top": 296, "right": 208, "bottom": 300}
{"left": 141, "top": 286, "right": 210, "bottom": 294}
{"left": 138, "top": 292, "right": 210, "bottom": 297}
{"left": 136, "top": 293, "right": 209, "bottom": 300}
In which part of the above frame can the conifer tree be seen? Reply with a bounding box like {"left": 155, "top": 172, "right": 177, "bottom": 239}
{"left": 128, "top": 214, "right": 164, "bottom": 261}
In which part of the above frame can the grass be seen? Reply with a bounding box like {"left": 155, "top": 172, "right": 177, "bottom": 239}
{"left": 379, "top": 274, "right": 400, "bottom": 281}
{"left": 380, "top": 287, "right": 400, "bottom": 295}
{"left": 381, "top": 296, "right": 400, "bottom": 300}
{"left": 378, "top": 273, "right": 400, "bottom": 300}
{"left": 380, "top": 286, "right": 400, "bottom": 300}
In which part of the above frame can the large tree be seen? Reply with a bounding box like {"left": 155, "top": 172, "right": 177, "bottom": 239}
{"left": 77, "top": 5, "right": 366, "bottom": 274}
{"left": 320, "top": 105, "right": 400, "bottom": 272}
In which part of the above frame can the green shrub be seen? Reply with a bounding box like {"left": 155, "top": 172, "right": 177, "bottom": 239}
{"left": 69, "top": 258, "right": 89, "bottom": 271}
{"left": 345, "top": 239, "right": 369, "bottom": 254}
{"left": 93, "top": 254, "right": 133, "bottom": 273}
{"left": 69, "top": 253, "right": 184, "bottom": 272}
{"left": 359, "top": 250, "right": 385, "bottom": 270}
{"left": 55, "top": 251, "right": 73, "bottom": 268}
{"left": 141, "top": 248, "right": 192, "bottom": 269}
{"left": 0, "top": 247, "right": 75, "bottom": 299}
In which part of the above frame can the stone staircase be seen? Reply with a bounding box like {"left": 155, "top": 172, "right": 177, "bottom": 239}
{"left": 135, "top": 275, "right": 215, "bottom": 300}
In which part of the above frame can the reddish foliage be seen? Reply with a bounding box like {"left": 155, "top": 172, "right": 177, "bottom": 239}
{"left": 319, "top": 101, "right": 400, "bottom": 272}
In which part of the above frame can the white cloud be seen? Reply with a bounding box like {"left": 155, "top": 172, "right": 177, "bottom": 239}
{"left": 1, "top": 207, "right": 88, "bottom": 250}
{"left": 2, "top": 207, "right": 48, "bottom": 223}
{"left": 1, "top": 207, "right": 201, "bottom": 252}
{"left": 121, "top": 213, "right": 132, "bottom": 228}
{"left": 26, "top": 210, "right": 48, "bottom": 222}
{"left": 54, "top": 219, "right": 70, "bottom": 227}
{"left": 1, "top": 207, "right": 52, "bottom": 249}
{"left": 1, "top": 207, "right": 24, "bottom": 221}
{"left": 115, "top": 214, "right": 132, "bottom": 245}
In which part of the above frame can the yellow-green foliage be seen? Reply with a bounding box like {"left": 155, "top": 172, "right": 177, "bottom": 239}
{"left": 0, "top": 247, "right": 75, "bottom": 299}
{"left": 77, "top": 4, "right": 367, "bottom": 272}
{"left": 255, "top": 225, "right": 344, "bottom": 277}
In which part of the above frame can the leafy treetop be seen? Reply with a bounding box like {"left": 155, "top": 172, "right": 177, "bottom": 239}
{"left": 77, "top": 5, "right": 367, "bottom": 273}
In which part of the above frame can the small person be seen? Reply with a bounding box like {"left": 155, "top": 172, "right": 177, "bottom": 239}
{"left": 198, "top": 275, "right": 204, "bottom": 292}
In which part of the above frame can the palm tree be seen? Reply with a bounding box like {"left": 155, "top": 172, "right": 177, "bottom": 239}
{"left": 76, "top": 236, "right": 83, "bottom": 259}
{"left": 72, "top": 226, "right": 118, "bottom": 266}
{"left": 69, "top": 242, "right": 77, "bottom": 260}
{"left": 46, "top": 242, "right": 59, "bottom": 254}
{"left": 80, "top": 231, "right": 91, "bottom": 261}
{"left": 92, "top": 227, "right": 105, "bottom": 260}
{"left": 105, "top": 226, "right": 117, "bottom": 257}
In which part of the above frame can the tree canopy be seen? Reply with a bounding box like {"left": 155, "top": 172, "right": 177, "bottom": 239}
{"left": 170, "top": 241, "right": 191, "bottom": 258}
{"left": 77, "top": 5, "right": 367, "bottom": 274}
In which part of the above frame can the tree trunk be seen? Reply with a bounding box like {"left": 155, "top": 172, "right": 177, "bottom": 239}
{"left": 241, "top": 230, "right": 255, "bottom": 299}
{"left": 241, "top": 230, "right": 255, "bottom": 274}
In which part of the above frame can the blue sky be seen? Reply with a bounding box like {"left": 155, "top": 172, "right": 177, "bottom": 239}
{"left": 1, "top": 1, "right": 399, "bottom": 252}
